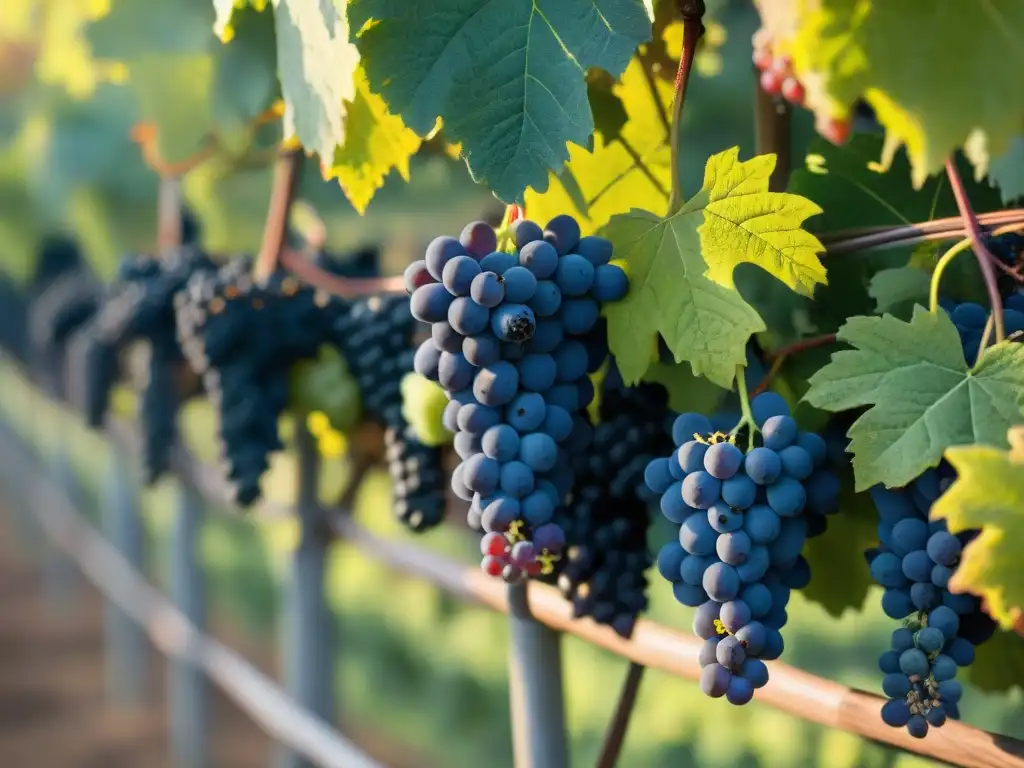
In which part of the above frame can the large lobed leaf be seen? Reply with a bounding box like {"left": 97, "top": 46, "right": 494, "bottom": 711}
{"left": 601, "top": 148, "right": 826, "bottom": 388}
{"left": 805, "top": 308, "right": 1024, "bottom": 490}
{"left": 756, "top": 0, "right": 1024, "bottom": 188}
{"left": 324, "top": 65, "right": 422, "bottom": 214}
{"left": 523, "top": 52, "right": 674, "bottom": 236}
{"left": 348, "top": 0, "right": 652, "bottom": 203}
{"left": 931, "top": 428, "right": 1024, "bottom": 631}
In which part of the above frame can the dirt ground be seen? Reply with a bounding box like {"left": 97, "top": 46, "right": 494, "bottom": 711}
{"left": 0, "top": 516, "right": 425, "bottom": 768}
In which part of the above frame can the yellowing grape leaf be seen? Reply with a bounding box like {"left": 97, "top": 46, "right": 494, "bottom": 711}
{"left": 804, "top": 307, "right": 1024, "bottom": 490}
{"left": 324, "top": 66, "right": 421, "bottom": 214}
{"left": 524, "top": 54, "right": 673, "bottom": 235}
{"left": 757, "top": 0, "right": 1024, "bottom": 188}
{"left": 601, "top": 147, "right": 827, "bottom": 387}
{"left": 931, "top": 429, "right": 1024, "bottom": 630}
{"left": 699, "top": 149, "right": 826, "bottom": 297}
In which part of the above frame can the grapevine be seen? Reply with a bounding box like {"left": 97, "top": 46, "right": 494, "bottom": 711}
{"left": 0, "top": 0, "right": 1023, "bottom": 763}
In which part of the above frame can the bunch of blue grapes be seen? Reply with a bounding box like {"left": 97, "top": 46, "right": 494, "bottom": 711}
{"left": 73, "top": 247, "right": 218, "bottom": 483}
{"left": 329, "top": 294, "right": 447, "bottom": 531}
{"left": 986, "top": 231, "right": 1024, "bottom": 269}
{"left": 864, "top": 295, "right": 1000, "bottom": 737}
{"left": 0, "top": 273, "right": 29, "bottom": 364}
{"left": 408, "top": 215, "right": 628, "bottom": 582}
{"left": 866, "top": 470, "right": 997, "bottom": 738}
{"left": 546, "top": 377, "right": 673, "bottom": 638}
{"left": 646, "top": 392, "right": 840, "bottom": 704}
{"left": 29, "top": 267, "right": 104, "bottom": 401}
{"left": 175, "top": 259, "right": 344, "bottom": 505}
{"left": 938, "top": 298, "right": 1024, "bottom": 362}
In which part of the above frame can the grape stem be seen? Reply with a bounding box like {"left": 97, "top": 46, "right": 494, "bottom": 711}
{"left": 156, "top": 177, "right": 183, "bottom": 255}
{"left": 254, "top": 147, "right": 303, "bottom": 282}
{"left": 927, "top": 238, "right": 974, "bottom": 314}
{"left": 594, "top": 662, "right": 646, "bottom": 768}
{"left": 751, "top": 333, "right": 839, "bottom": 396}
{"left": 278, "top": 248, "right": 406, "bottom": 297}
{"left": 731, "top": 364, "right": 758, "bottom": 451}
{"left": 495, "top": 204, "right": 522, "bottom": 253}
{"left": 666, "top": 0, "right": 706, "bottom": 212}
{"left": 945, "top": 158, "right": 1005, "bottom": 342}
{"left": 130, "top": 103, "right": 283, "bottom": 179}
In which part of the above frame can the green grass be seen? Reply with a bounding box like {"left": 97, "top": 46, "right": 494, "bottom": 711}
{"left": 2, "top": 363, "right": 1023, "bottom": 768}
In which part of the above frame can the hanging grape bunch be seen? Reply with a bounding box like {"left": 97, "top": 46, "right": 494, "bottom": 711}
{"left": 407, "top": 213, "right": 629, "bottom": 583}
{"left": 647, "top": 392, "right": 840, "bottom": 704}
{"left": 863, "top": 299, "right": 999, "bottom": 738}
{"left": 549, "top": 374, "right": 673, "bottom": 638}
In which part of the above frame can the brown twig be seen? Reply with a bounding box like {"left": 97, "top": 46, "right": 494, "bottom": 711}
{"left": 666, "top": 0, "right": 706, "bottom": 211}
{"left": 752, "top": 333, "right": 839, "bottom": 395}
{"left": 279, "top": 249, "right": 406, "bottom": 298}
{"left": 131, "top": 122, "right": 217, "bottom": 178}
{"left": 156, "top": 177, "right": 184, "bottom": 254}
{"left": 753, "top": 65, "right": 791, "bottom": 192}
{"left": 130, "top": 102, "right": 284, "bottom": 180}
{"left": 595, "top": 662, "right": 646, "bottom": 768}
{"left": 945, "top": 159, "right": 1006, "bottom": 341}
{"left": 253, "top": 148, "right": 303, "bottom": 281}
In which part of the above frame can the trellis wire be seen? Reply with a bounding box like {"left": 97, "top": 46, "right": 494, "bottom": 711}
{"left": 0, "top": 378, "right": 1022, "bottom": 768}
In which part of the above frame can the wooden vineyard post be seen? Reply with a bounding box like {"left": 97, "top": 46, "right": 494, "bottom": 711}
{"left": 169, "top": 477, "right": 209, "bottom": 767}
{"left": 102, "top": 449, "right": 150, "bottom": 704}
{"left": 278, "top": 420, "right": 337, "bottom": 768}
{"left": 41, "top": 449, "right": 81, "bottom": 621}
{"left": 507, "top": 582, "right": 569, "bottom": 768}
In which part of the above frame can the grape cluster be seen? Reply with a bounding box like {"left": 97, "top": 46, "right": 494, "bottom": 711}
{"left": 409, "top": 215, "right": 628, "bottom": 582}
{"left": 939, "top": 299, "right": 1024, "bottom": 362}
{"left": 29, "top": 269, "right": 103, "bottom": 399}
{"left": 175, "top": 260, "right": 338, "bottom": 505}
{"left": 74, "top": 248, "right": 218, "bottom": 482}
{"left": 548, "top": 378, "right": 673, "bottom": 638}
{"left": 646, "top": 392, "right": 840, "bottom": 704}
{"left": 866, "top": 470, "right": 996, "bottom": 737}
{"left": 330, "top": 295, "right": 447, "bottom": 531}
{"left": 987, "top": 231, "right": 1024, "bottom": 269}
{"left": 0, "top": 274, "right": 29, "bottom": 364}
{"left": 751, "top": 29, "right": 851, "bottom": 145}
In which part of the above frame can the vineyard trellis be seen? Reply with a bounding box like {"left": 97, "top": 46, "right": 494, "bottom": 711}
{"left": 0, "top": 373, "right": 1021, "bottom": 768}
{"left": 2, "top": 0, "right": 1024, "bottom": 766}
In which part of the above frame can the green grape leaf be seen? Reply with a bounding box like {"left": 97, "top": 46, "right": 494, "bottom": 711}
{"left": 211, "top": 4, "right": 279, "bottom": 131}
{"left": 401, "top": 373, "right": 452, "bottom": 448}
{"left": 213, "top": 0, "right": 270, "bottom": 41}
{"left": 759, "top": 1, "right": 1024, "bottom": 188}
{"left": 804, "top": 307, "right": 1024, "bottom": 490}
{"left": 348, "top": 0, "right": 652, "bottom": 202}
{"left": 987, "top": 136, "right": 1024, "bottom": 204}
{"left": 931, "top": 432, "right": 1024, "bottom": 630}
{"left": 788, "top": 135, "right": 1004, "bottom": 234}
{"left": 324, "top": 65, "right": 422, "bottom": 214}
{"left": 524, "top": 54, "right": 673, "bottom": 235}
{"left": 270, "top": 0, "right": 359, "bottom": 162}
{"left": 867, "top": 266, "right": 929, "bottom": 315}
{"left": 602, "top": 147, "right": 827, "bottom": 387}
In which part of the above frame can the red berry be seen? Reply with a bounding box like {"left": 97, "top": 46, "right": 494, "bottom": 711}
{"left": 759, "top": 69, "right": 783, "bottom": 95}
{"left": 481, "top": 555, "right": 504, "bottom": 577}
{"left": 752, "top": 48, "right": 773, "bottom": 71}
{"left": 481, "top": 531, "right": 508, "bottom": 557}
{"left": 771, "top": 55, "right": 792, "bottom": 78}
{"left": 820, "top": 117, "right": 851, "bottom": 146}
{"left": 781, "top": 77, "right": 805, "bottom": 105}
